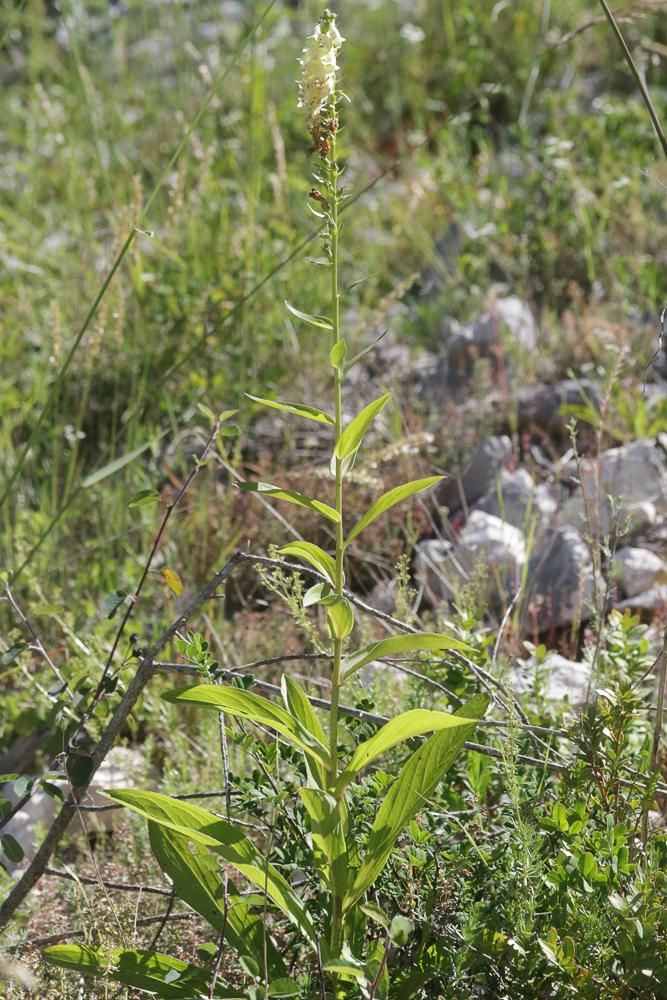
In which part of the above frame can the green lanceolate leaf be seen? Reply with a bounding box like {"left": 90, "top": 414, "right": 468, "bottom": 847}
{"left": 245, "top": 393, "right": 334, "bottom": 425}
{"left": 341, "top": 632, "right": 470, "bottom": 683}
{"left": 299, "top": 788, "right": 348, "bottom": 896}
{"left": 344, "top": 695, "right": 488, "bottom": 908}
{"left": 43, "top": 945, "right": 244, "bottom": 998}
{"left": 335, "top": 393, "right": 391, "bottom": 461}
{"left": 236, "top": 480, "right": 340, "bottom": 523}
{"left": 342, "top": 330, "right": 388, "bottom": 376}
{"left": 81, "top": 436, "right": 164, "bottom": 489}
{"left": 345, "top": 476, "right": 444, "bottom": 547}
{"left": 279, "top": 541, "right": 337, "bottom": 586}
{"left": 281, "top": 675, "right": 328, "bottom": 788}
{"left": 162, "top": 685, "right": 332, "bottom": 773}
{"left": 149, "top": 823, "right": 287, "bottom": 982}
{"left": 284, "top": 299, "right": 333, "bottom": 330}
{"left": 334, "top": 708, "right": 475, "bottom": 795}
{"left": 327, "top": 597, "right": 355, "bottom": 640}
{"left": 105, "top": 789, "right": 318, "bottom": 949}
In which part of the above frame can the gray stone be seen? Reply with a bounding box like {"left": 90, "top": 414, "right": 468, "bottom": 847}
{"left": 526, "top": 526, "right": 603, "bottom": 629}
{"left": 444, "top": 296, "right": 538, "bottom": 388}
{"left": 613, "top": 547, "right": 667, "bottom": 598}
{"left": 518, "top": 379, "right": 601, "bottom": 441}
{"left": 438, "top": 435, "right": 512, "bottom": 513}
{"left": 513, "top": 652, "right": 592, "bottom": 706}
{"left": 559, "top": 439, "right": 667, "bottom": 537}
{"left": 618, "top": 585, "right": 667, "bottom": 611}
{"left": 474, "top": 468, "right": 557, "bottom": 536}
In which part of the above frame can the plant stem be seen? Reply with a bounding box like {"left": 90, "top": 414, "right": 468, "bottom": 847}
{"left": 328, "top": 120, "right": 345, "bottom": 977}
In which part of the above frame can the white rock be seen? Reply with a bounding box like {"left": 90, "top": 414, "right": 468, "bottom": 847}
{"left": 2, "top": 747, "right": 145, "bottom": 873}
{"left": 513, "top": 653, "right": 592, "bottom": 706}
{"left": 614, "top": 547, "right": 667, "bottom": 598}
{"left": 415, "top": 513, "right": 526, "bottom": 608}
{"left": 459, "top": 510, "right": 527, "bottom": 571}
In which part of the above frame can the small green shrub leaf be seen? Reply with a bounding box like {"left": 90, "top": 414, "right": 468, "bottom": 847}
{"left": 245, "top": 394, "right": 334, "bottom": 425}
{"left": 1, "top": 833, "right": 24, "bottom": 863}
{"left": 345, "top": 695, "right": 488, "bottom": 907}
{"left": 237, "top": 481, "right": 340, "bottom": 523}
{"left": 105, "top": 790, "right": 318, "bottom": 948}
{"left": 335, "top": 708, "right": 475, "bottom": 794}
{"left": 162, "top": 685, "right": 332, "bottom": 772}
{"left": 284, "top": 299, "right": 333, "bottom": 330}
{"left": 279, "top": 541, "right": 337, "bottom": 586}
{"left": 389, "top": 915, "right": 414, "bottom": 947}
{"left": 342, "top": 632, "right": 469, "bottom": 682}
{"left": 345, "top": 476, "right": 444, "bottom": 547}
{"left": 335, "top": 393, "right": 391, "bottom": 460}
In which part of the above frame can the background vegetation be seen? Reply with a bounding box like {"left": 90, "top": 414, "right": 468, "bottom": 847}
{"left": 1, "top": 0, "right": 667, "bottom": 996}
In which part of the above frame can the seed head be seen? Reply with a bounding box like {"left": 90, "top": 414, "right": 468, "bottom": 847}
{"left": 297, "top": 10, "right": 344, "bottom": 151}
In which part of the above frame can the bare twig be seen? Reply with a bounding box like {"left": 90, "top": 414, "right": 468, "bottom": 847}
{"left": 208, "top": 872, "right": 229, "bottom": 999}
{"left": 642, "top": 625, "right": 667, "bottom": 844}
{"left": 3, "top": 583, "right": 74, "bottom": 706}
{"left": 28, "top": 910, "right": 196, "bottom": 949}
{"left": 0, "top": 550, "right": 244, "bottom": 933}
{"left": 148, "top": 890, "right": 175, "bottom": 951}
{"left": 43, "top": 867, "right": 172, "bottom": 897}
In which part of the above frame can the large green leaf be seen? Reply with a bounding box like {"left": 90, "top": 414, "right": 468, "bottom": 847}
{"left": 299, "top": 788, "right": 348, "bottom": 898}
{"left": 344, "top": 696, "right": 488, "bottom": 908}
{"left": 344, "top": 477, "right": 444, "bottom": 547}
{"left": 105, "top": 790, "right": 317, "bottom": 947}
{"left": 162, "top": 685, "right": 332, "bottom": 773}
{"left": 281, "top": 675, "right": 328, "bottom": 788}
{"left": 236, "top": 481, "right": 340, "bottom": 523}
{"left": 43, "top": 945, "right": 243, "bottom": 998}
{"left": 279, "top": 541, "right": 337, "bottom": 586}
{"left": 245, "top": 393, "right": 334, "bottom": 425}
{"left": 341, "top": 633, "right": 469, "bottom": 683}
{"left": 149, "top": 823, "right": 286, "bottom": 981}
{"left": 335, "top": 393, "right": 391, "bottom": 460}
{"left": 334, "top": 708, "right": 475, "bottom": 795}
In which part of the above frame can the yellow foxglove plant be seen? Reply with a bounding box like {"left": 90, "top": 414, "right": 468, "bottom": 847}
{"left": 44, "top": 11, "right": 487, "bottom": 999}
